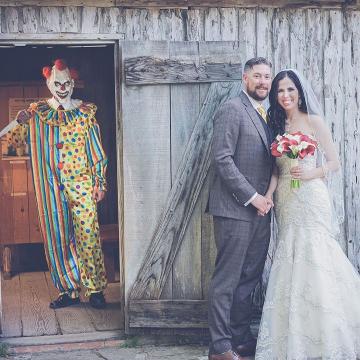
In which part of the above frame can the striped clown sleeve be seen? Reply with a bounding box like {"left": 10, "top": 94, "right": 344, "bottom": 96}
{"left": 85, "top": 118, "right": 108, "bottom": 192}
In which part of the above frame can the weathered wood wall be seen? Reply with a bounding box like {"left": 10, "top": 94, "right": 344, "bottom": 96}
{"left": 1, "top": 6, "right": 359, "bottom": 302}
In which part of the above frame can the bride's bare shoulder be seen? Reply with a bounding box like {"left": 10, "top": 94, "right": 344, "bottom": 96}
{"left": 307, "top": 114, "right": 327, "bottom": 129}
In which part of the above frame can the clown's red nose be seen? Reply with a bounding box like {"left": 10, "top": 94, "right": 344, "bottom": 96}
{"left": 61, "top": 84, "right": 66, "bottom": 90}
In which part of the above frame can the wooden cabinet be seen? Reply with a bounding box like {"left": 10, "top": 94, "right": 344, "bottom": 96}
{"left": 0, "top": 156, "right": 42, "bottom": 278}
{"left": 0, "top": 156, "right": 42, "bottom": 245}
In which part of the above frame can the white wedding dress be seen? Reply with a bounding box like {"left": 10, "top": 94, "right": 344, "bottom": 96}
{"left": 255, "top": 146, "right": 360, "bottom": 360}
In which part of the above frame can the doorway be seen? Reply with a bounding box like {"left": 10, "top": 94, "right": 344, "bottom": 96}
{"left": 0, "top": 43, "right": 123, "bottom": 337}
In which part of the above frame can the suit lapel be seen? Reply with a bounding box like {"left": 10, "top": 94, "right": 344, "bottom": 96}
{"left": 240, "top": 91, "right": 270, "bottom": 155}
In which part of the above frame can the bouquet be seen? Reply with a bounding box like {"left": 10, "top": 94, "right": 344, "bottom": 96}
{"left": 271, "top": 131, "right": 317, "bottom": 189}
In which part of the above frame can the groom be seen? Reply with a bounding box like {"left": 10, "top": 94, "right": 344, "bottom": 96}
{"left": 207, "top": 57, "right": 273, "bottom": 360}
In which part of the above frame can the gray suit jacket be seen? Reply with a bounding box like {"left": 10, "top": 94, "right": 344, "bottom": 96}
{"left": 208, "top": 91, "right": 273, "bottom": 222}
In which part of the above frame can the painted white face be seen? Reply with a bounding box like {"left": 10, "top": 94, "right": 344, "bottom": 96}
{"left": 47, "top": 67, "right": 74, "bottom": 105}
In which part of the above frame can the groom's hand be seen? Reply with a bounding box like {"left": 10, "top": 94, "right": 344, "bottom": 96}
{"left": 251, "top": 195, "right": 272, "bottom": 215}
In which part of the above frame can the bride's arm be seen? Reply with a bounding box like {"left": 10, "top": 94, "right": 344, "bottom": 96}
{"left": 265, "top": 166, "right": 279, "bottom": 199}
{"left": 293, "top": 115, "right": 340, "bottom": 180}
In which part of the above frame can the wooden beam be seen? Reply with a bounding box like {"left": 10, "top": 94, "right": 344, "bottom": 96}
{"left": 0, "top": 34, "right": 124, "bottom": 42}
{"left": 125, "top": 56, "right": 242, "bottom": 85}
{"left": 0, "top": 0, "right": 356, "bottom": 8}
{"left": 0, "top": 1, "right": 115, "bottom": 6}
{"left": 116, "top": 0, "right": 357, "bottom": 8}
{"left": 129, "top": 300, "right": 208, "bottom": 328}
{"left": 129, "top": 81, "right": 242, "bottom": 300}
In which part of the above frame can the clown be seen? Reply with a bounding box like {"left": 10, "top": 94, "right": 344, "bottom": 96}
{"left": 10, "top": 59, "right": 108, "bottom": 309}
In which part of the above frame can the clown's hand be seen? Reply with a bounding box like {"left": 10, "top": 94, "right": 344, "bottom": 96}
{"left": 92, "top": 186, "right": 105, "bottom": 202}
{"left": 16, "top": 110, "right": 32, "bottom": 124}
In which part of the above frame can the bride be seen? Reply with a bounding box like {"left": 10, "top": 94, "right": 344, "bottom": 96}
{"left": 255, "top": 69, "right": 360, "bottom": 359}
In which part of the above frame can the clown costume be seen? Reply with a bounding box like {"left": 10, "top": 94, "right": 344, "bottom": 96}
{"left": 9, "top": 59, "right": 108, "bottom": 309}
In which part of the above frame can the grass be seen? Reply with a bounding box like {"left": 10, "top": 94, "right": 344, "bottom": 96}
{"left": 119, "top": 335, "right": 140, "bottom": 348}
{"left": 0, "top": 343, "right": 10, "bottom": 358}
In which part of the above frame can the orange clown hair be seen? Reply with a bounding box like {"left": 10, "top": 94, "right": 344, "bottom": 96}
{"left": 42, "top": 59, "right": 79, "bottom": 80}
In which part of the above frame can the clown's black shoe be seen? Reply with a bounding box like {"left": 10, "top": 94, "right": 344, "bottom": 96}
{"left": 49, "top": 293, "right": 80, "bottom": 309}
{"left": 89, "top": 291, "right": 106, "bottom": 309}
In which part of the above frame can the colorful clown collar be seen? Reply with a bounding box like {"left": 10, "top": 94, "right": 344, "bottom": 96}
{"left": 29, "top": 100, "right": 97, "bottom": 126}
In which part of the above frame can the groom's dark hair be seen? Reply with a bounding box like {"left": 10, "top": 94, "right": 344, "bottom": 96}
{"left": 244, "top": 57, "right": 272, "bottom": 72}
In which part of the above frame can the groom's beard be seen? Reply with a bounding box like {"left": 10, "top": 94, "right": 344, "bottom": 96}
{"left": 247, "top": 87, "right": 269, "bottom": 101}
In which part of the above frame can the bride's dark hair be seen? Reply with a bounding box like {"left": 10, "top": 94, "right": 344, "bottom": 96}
{"left": 268, "top": 70, "right": 308, "bottom": 137}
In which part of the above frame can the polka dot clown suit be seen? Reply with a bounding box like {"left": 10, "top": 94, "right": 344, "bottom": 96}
{"left": 10, "top": 101, "right": 108, "bottom": 299}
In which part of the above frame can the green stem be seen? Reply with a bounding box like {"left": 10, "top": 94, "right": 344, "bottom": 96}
{"left": 291, "top": 179, "right": 301, "bottom": 189}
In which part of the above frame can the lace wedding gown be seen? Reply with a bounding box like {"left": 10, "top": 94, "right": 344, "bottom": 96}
{"left": 255, "top": 147, "right": 360, "bottom": 360}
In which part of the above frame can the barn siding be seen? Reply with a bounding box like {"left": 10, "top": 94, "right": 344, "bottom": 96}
{"left": 1, "top": 6, "right": 359, "bottom": 300}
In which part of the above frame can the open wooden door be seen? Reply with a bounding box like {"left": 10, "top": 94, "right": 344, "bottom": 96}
{"left": 120, "top": 41, "right": 243, "bottom": 330}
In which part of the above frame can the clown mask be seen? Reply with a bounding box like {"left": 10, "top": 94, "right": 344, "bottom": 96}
{"left": 47, "top": 68, "right": 74, "bottom": 106}
{"left": 44, "top": 60, "right": 76, "bottom": 107}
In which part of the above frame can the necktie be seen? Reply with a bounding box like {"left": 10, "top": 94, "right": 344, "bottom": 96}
{"left": 257, "top": 105, "right": 268, "bottom": 123}
{"left": 57, "top": 105, "right": 64, "bottom": 110}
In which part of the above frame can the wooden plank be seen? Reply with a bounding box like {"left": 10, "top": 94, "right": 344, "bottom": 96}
{"left": 238, "top": 8, "right": 256, "bottom": 64}
{"left": 157, "top": 9, "right": 185, "bottom": 41}
{"left": 306, "top": 9, "right": 324, "bottom": 102}
{"left": 60, "top": 6, "right": 80, "bottom": 33}
{"left": 5, "top": 330, "right": 123, "bottom": 346}
{"left": 289, "top": 9, "right": 306, "bottom": 72}
{"left": 28, "top": 161, "right": 42, "bottom": 243}
{"left": 204, "top": 8, "right": 221, "bottom": 41}
{"left": 12, "top": 161, "right": 27, "bottom": 193}
{"left": 199, "top": 79, "right": 213, "bottom": 301}
{"left": 20, "top": 272, "right": 58, "bottom": 336}
{"left": 1, "top": 274, "right": 22, "bottom": 337}
{"left": 21, "top": 6, "right": 39, "bottom": 33}
{"left": 169, "top": 42, "right": 202, "bottom": 300}
{"left": 81, "top": 7, "right": 101, "bottom": 33}
{"left": 0, "top": 161, "right": 14, "bottom": 244}
{"left": 186, "top": 8, "right": 205, "bottom": 41}
{"left": 124, "top": 56, "right": 242, "bottom": 85}
{"left": 38, "top": 85, "right": 51, "bottom": 98}
{"left": 129, "top": 300, "right": 208, "bottom": 328}
{"left": 122, "top": 41, "right": 171, "bottom": 299}
{"left": 272, "top": 9, "right": 291, "bottom": 72}
{"left": 0, "top": 33, "right": 124, "bottom": 41}
{"left": 9, "top": 103, "right": 29, "bottom": 243}
{"left": 256, "top": 8, "right": 274, "bottom": 62}
{"left": 220, "top": 7, "right": 238, "bottom": 41}
{"left": 139, "top": 9, "right": 158, "bottom": 40}
{"left": 323, "top": 10, "right": 346, "bottom": 251}
{"left": 199, "top": 40, "right": 242, "bottom": 64}
{"left": 124, "top": 9, "right": 143, "bottom": 41}
{"left": 114, "top": 38, "right": 125, "bottom": 315}
{"left": 2, "top": 7, "right": 19, "bottom": 33}
{"left": 343, "top": 11, "right": 360, "bottom": 269}
{"left": 44, "top": 272, "right": 96, "bottom": 334}
{"left": 100, "top": 7, "right": 122, "bottom": 34}
{"left": 39, "top": 7, "right": 61, "bottom": 33}
{"left": 12, "top": 195, "right": 30, "bottom": 244}
{"left": 0, "top": 0, "right": 356, "bottom": 8}
{"left": 130, "top": 80, "right": 242, "bottom": 300}
{"left": 116, "top": 0, "right": 359, "bottom": 7}
{"left": 80, "top": 283, "right": 123, "bottom": 331}
{"left": 0, "top": 1, "right": 115, "bottom": 6}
